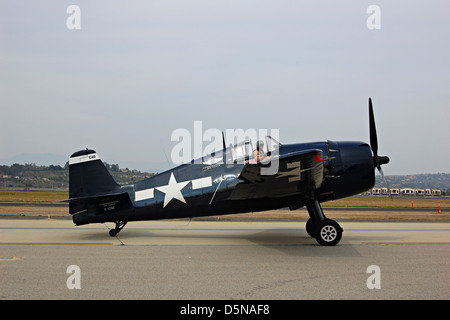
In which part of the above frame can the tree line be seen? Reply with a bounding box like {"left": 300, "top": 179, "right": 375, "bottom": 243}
{"left": 0, "top": 163, "right": 152, "bottom": 189}
{"left": 0, "top": 161, "right": 125, "bottom": 175}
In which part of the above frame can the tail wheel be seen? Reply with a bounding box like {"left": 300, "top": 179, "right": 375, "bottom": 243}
{"left": 315, "top": 219, "right": 343, "bottom": 246}
{"left": 109, "top": 221, "right": 127, "bottom": 237}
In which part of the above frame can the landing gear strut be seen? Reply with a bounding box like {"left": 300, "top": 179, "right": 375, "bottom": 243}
{"left": 109, "top": 221, "right": 128, "bottom": 237}
{"left": 306, "top": 200, "right": 343, "bottom": 246}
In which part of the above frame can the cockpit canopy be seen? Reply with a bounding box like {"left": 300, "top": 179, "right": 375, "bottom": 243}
{"left": 200, "top": 135, "right": 282, "bottom": 165}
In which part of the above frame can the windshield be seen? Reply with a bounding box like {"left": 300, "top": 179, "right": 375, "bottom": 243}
{"left": 265, "top": 135, "right": 282, "bottom": 152}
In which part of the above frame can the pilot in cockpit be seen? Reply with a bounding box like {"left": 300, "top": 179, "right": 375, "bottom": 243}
{"left": 253, "top": 140, "right": 266, "bottom": 162}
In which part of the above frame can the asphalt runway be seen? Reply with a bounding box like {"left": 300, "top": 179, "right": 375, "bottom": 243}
{"left": 0, "top": 218, "right": 449, "bottom": 301}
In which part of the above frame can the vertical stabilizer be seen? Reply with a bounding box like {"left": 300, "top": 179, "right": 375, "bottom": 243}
{"left": 68, "top": 149, "right": 119, "bottom": 214}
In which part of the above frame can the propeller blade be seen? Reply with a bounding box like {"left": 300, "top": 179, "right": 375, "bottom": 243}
{"left": 377, "top": 166, "right": 392, "bottom": 199}
{"left": 369, "top": 97, "right": 378, "bottom": 158}
{"left": 369, "top": 97, "right": 391, "bottom": 197}
{"left": 378, "top": 165, "right": 386, "bottom": 186}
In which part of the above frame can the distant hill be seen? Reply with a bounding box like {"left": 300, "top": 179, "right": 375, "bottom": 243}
{"left": 0, "top": 153, "right": 168, "bottom": 174}
{"left": 375, "top": 173, "right": 450, "bottom": 191}
{"left": 0, "top": 163, "right": 153, "bottom": 190}
{"left": 0, "top": 162, "right": 448, "bottom": 193}
{"left": 0, "top": 153, "right": 68, "bottom": 167}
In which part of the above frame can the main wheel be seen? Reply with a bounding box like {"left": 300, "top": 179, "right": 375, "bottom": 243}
{"left": 109, "top": 229, "right": 117, "bottom": 237}
{"left": 305, "top": 218, "right": 318, "bottom": 238}
{"left": 314, "top": 219, "right": 343, "bottom": 246}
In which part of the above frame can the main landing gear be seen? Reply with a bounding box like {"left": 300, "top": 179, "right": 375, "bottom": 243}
{"left": 109, "top": 221, "right": 128, "bottom": 237}
{"left": 306, "top": 200, "right": 343, "bottom": 246}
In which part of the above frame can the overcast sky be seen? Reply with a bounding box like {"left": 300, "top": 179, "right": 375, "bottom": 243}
{"left": 0, "top": 1, "right": 449, "bottom": 175}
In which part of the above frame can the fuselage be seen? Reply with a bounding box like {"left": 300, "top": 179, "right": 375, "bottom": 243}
{"left": 72, "top": 140, "right": 375, "bottom": 225}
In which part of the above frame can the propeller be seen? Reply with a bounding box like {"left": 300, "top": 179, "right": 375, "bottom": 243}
{"left": 369, "top": 98, "right": 390, "bottom": 170}
{"left": 369, "top": 97, "right": 391, "bottom": 194}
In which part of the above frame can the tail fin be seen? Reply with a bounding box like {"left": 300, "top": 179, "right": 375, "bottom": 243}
{"left": 68, "top": 149, "right": 120, "bottom": 214}
{"left": 69, "top": 149, "right": 118, "bottom": 197}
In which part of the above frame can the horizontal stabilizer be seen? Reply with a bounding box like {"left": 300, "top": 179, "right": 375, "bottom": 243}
{"left": 62, "top": 191, "right": 131, "bottom": 215}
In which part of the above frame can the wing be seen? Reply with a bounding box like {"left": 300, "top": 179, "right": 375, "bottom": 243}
{"left": 230, "top": 149, "right": 324, "bottom": 200}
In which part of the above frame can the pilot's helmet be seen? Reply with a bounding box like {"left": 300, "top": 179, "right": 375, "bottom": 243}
{"left": 256, "top": 140, "right": 264, "bottom": 150}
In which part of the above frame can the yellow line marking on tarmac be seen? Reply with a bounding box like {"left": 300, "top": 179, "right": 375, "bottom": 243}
{"left": 365, "top": 242, "right": 450, "bottom": 245}
{"left": 0, "top": 256, "right": 21, "bottom": 261}
{"left": 0, "top": 242, "right": 113, "bottom": 246}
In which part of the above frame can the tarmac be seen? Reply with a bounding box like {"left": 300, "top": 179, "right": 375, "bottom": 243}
{"left": 1, "top": 216, "right": 449, "bottom": 301}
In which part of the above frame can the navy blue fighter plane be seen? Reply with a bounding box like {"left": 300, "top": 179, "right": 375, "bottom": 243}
{"left": 65, "top": 98, "right": 389, "bottom": 246}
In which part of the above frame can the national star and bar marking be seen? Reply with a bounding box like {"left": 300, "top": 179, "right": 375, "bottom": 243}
{"left": 135, "top": 173, "right": 212, "bottom": 207}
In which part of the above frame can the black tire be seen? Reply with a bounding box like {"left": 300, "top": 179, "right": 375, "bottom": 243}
{"left": 109, "top": 229, "right": 117, "bottom": 237}
{"left": 314, "top": 219, "right": 343, "bottom": 246}
{"left": 305, "top": 218, "right": 318, "bottom": 238}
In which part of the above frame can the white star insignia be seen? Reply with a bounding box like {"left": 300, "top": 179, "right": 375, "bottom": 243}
{"left": 155, "top": 173, "right": 190, "bottom": 208}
